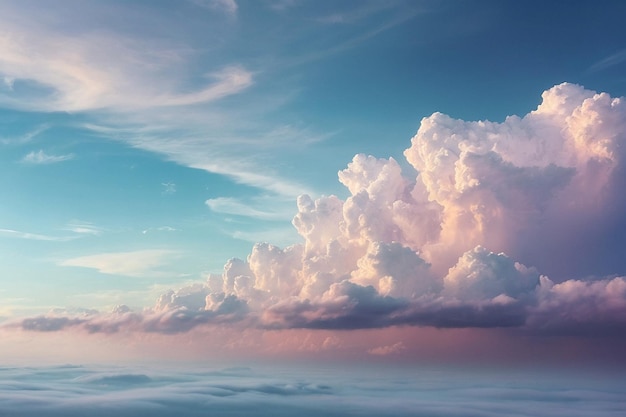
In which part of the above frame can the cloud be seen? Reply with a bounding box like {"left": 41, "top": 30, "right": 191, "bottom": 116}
{"left": 9, "top": 83, "right": 626, "bottom": 338}
{"left": 21, "top": 150, "right": 74, "bottom": 164}
{"left": 64, "top": 221, "right": 104, "bottom": 236}
{"left": 0, "top": 365, "right": 624, "bottom": 417}
{"left": 191, "top": 0, "right": 238, "bottom": 15}
{"left": 142, "top": 226, "right": 177, "bottom": 234}
{"left": 155, "top": 66, "right": 251, "bottom": 107}
{"left": 267, "top": 0, "right": 297, "bottom": 12}
{"left": 0, "top": 9, "right": 252, "bottom": 112}
{"left": 0, "top": 228, "right": 76, "bottom": 242}
{"left": 316, "top": 2, "right": 397, "bottom": 25}
{"left": 367, "top": 341, "right": 406, "bottom": 356}
{"left": 0, "top": 1, "right": 324, "bottom": 200}
{"left": 206, "top": 197, "right": 294, "bottom": 220}
{"left": 588, "top": 49, "right": 626, "bottom": 72}
{"left": 59, "top": 250, "right": 181, "bottom": 278}
{"left": 161, "top": 182, "right": 176, "bottom": 195}
{"left": 0, "top": 124, "right": 49, "bottom": 145}
{"left": 528, "top": 276, "right": 626, "bottom": 336}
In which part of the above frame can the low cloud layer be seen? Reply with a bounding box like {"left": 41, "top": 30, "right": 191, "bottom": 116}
{"left": 0, "top": 365, "right": 624, "bottom": 417}
{"left": 9, "top": 83, "right": 626, "bottom": 337}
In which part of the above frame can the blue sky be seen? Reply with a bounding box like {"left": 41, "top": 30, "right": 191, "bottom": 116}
{"left": 1, "top": 0, "right": 626, "bottom": 368}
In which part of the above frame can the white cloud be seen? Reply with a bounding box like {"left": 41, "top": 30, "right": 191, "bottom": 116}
{"left": 9, "top": 83, "right": 626, "bottom": 337}
{"left": 0, "top": 11, "right": 252, "bottom": 112}
{"left": 191, "top": 0, "right": 238, "bottom": 15}
{"left": 588, "top": 48, "right": 626, "bottom": 72}
{"left": 0, "top": 1, "right": 323, "bottom": 200}
{"left": 21, "top": 150, "right": 74, "bottom": 164}
{"left": 59, "top": 250, "right": 181, "bottom": 278}
{"left": 0, "top": 228, "right": 75, "bottom": 242}
{"left": 206, "top": 197, "right": 294, "bottom": 220}
{"left": 64, "top": 221, "right": 104, "bottom": 236}
{"left": 142, "top": 226, "right": 178, "bottom": 234}
{"left": 0, "top": 124, "right": 49, "bottom": 145}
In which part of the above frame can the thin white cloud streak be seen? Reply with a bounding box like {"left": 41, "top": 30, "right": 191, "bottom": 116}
{"left": 190, "top": 0, "right": 238, "bottom": 15}
{"left": 21, "top": 150, "right": 74, "bottom": 164}
{"left": 316, "top": 2, "right": 398, "bottom": 25}
{"left": 588, "top": 49, "right": 626, "bottom": 72}
{"left": 142, "top": 226, "right": 178, "bottom": 234}
{"left": 267, "top": 0, "right": 298, "bottom": 12}
{"left": 0, "top": 124, "right": 49, "bottom": 145}
{"left": 206, "top": 197, "right": 294, "bottom": 220}
{"left": 59, "top": 250, "right": 181, "bottom": 278}
{"left": 153, "top": 66, "right": 252, "bottom": 107}
{"left": 81, "top": 120, "right": 318, "bottom": 198}
{"left": 0, "top": 228, "right": 76, "bottom": 242}
{"left": 63, "top": 221, "right": 104, "bottom": 236}
{"left": 278, "top": 5, "right": 425, "bottom": 70}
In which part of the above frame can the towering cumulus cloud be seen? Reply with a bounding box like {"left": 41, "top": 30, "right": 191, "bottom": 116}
{"left": 12, "top": 83, "right": 626, "bottom": 336}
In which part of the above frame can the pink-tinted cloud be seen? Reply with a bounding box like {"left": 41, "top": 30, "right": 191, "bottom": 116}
{"left": 6, "top": 83, "right": 626, "bottom": 341}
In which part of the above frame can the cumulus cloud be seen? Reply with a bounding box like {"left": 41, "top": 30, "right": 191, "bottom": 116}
{"left": 10, "top": 83, "right": 626, "bottom": 337}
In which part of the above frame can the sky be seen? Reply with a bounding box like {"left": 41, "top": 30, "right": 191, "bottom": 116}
{"left": 1, "top": 0, "right": 626, "bottom": 380}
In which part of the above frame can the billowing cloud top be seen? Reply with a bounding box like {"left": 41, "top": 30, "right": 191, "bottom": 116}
{"left": 10, "top": 83, "right": 626, "bottom": 337}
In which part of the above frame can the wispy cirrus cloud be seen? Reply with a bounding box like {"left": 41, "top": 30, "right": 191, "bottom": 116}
{"left": 0, "top": 0, "right": 346, "bottom": 202}
{"left": 59, "top": 250, "right": 181, "bottom": 278}
{"left": 206, "top": 197, "right": 293, "bottom": 220}
{"left": 63, "top": 221, "right": 105, "bottom": 236}
{"left": 190, "top": 0, "right": 238, "bottom": 15}
{"left": 21, "top": 150, "right": 74, "bottom": 164}
{"left": 0, "top": 228, "right": 76, "bottom": 242}
{"left": 142, "top": 226, "right": 178, "bottom": 234}
{"left": 0, "top": 124, "right": 49, "bottom": 145}
{"left": 316, "top": 2, "right": 397, "bottom": 24}
{"left": 588, "top": 49, "right": 626, "bottom": 72}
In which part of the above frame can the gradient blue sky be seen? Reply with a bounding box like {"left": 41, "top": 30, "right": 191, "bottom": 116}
{"left": 2, "top": 0, "right": 626, "bottom": 368}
